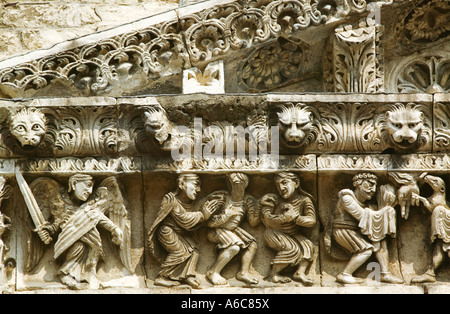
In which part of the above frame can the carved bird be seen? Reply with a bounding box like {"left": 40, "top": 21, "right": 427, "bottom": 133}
{"left": 388, "top": 172, "right": 421, "bottom": 219}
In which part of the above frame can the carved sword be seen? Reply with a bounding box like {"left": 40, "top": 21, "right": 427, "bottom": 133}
{"left": 15, "top": 168, "right": 52, "bottom": 244}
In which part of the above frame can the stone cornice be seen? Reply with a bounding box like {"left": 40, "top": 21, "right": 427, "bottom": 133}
{"left": 0, "top": 0, "right": 396, "bottom": 98}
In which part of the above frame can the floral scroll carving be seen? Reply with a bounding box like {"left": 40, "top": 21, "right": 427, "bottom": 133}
{"left": 48, "top": 106, "right": 118, "bottom": 156}
{"left": 328, "top": 19, "right": 384, "bottom": 93}
{"left": 0, "top": 21, "right": 189, "bottom": 96}
{"left": 434, "top": 102, "right": 450, "bottom": 152}
{"left": 239, "top": 37, "right": 310, "bottom": 92}
{"left": 396, "top": 0, "right": 450, "bottom": 48}
{"left": 180, "top": 0, "right": 326, "bottom": 65}
{"left": 394, "top": 56, "right": 450, "bottom": 93}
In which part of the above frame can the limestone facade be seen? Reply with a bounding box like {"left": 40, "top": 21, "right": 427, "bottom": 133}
{"left": 0, "top": 0, "right": 448, "bottom": 294}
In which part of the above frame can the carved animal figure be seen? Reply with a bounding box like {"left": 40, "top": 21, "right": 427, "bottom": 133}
{"left": 417, "top": 174, "right": 448, "bottom": 213}
{"left": 388, "top": 172, "right": 421, "bottom": 219}
{"left": 383, "top": 103, "right": 429, "bottom": 151}
{"left": 411, "top": 174, "right": 450, "bottom": 283}
{"left": 9, "top": 108, "right": 47, "bottom": 147}
{"left": 277, "top": 104, "right": 319, "bottom": 150}
{"left": 143, "top": 105, "right": 193, "bottom": 152}
{"left": 143, "top": 106, "right": 172, "bottom": 145}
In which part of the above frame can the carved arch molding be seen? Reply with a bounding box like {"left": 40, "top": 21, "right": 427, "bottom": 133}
{"left": 0, "top": 0, "right": 448, "bottom": 293}
{"left": 0, "top": 0, "right": 448, "bottom": 97}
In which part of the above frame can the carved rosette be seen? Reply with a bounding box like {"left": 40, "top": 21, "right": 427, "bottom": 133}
{"left": 239, "top": 37, "right": 310, "bottom": 92}
{"left": 395, "top": 0, "right": 450, "bottom": 48}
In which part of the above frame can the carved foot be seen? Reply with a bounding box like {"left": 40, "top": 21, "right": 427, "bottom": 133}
{"left": 268, "top": 274, "right": 291, "bottom": 283}
{"left": 206, "top": 270, "right": 228, "bottom": 285}
{"left": 411, "top": 272, "right": 436, "bottom": 284}
{"left": 236, "top": 272, "right": 258, "bottom": 285}
{"left": 154, "top": 276, "right": 181, "bottom": 287}
{"left": 184, "top": 277, "right": 201, "bottom": 289}
{"left": 293, "top": 272, "right": 314, "bottom": 286}
{"left": 380, "top": 272, "right": 404, "bottom": 284}
{"left": 336, "top": 272, "right": 364, "bottom": 284}
{"left": 60, "top": 274, "right": 84, "bottom": 290}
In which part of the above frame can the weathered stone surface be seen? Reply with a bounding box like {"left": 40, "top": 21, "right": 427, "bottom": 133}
{"left": 0, "top": 0, "right": 448, "bottom": 296}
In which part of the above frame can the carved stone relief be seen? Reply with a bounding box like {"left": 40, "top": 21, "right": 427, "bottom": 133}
{"left": 0, "top": 93, "right": 445, "bottom": 292}
{"left": 324, "top": 18, "right": 384, "bottom": 93}
{"left": 0, "top": 176, "right": 13, "bottom": 289}
{"left": 238, "top": 37, "right": 310, "bottom": 92}
{"left": 0, "top": 0, "right": 393, "bottom": 98}
{"left": 269, "top": 96, "right": 433, "bottom": 154}
{"left": 395, "top": 0, "right": 450, "bottom": 49}
{"left": 393, "top": 55, "right": 450, "bottom": 93}
{"left": 183, "top": 61, "right": 225, "bottom": 94}
{"left": 0, "top": 0, "right": 450, "bottom": 295}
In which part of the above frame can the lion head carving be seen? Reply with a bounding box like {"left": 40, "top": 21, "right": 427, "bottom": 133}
{"left": 143, "top": 106, "right": 172, "bottom": 145}
{"left": 143, "top": 105, "right": 193, "bottom": 152}
{"left": 382, "top": 103, "right": 430, "bottom": 151}
{"left": 277, "top": 103, "right": 319, "bottom": 149}
{"left": 9, "top": 107, "right": 47, "bottom": 148}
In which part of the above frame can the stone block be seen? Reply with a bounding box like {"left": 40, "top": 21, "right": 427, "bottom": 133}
{"left": 0, "top": 4, "right": 101, "bottom": 28}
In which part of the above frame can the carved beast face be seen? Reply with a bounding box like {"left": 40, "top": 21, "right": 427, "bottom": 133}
{"left": 384, "top": 104, "right": 427, "bottom": 151}
{"left": 143, "top": 107, "right": 171, "bottom": 144}
{"left": 423, "top": 174, "right": 445, "bottom": 193}
{"left": 9, "top": 108, "right": 47, "bottom": 147}
{"left": 277, "top": 104, "right": 318, "bottom": 149}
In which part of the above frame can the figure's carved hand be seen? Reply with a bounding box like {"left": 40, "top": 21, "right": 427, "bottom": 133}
{"left": 111, "top": 227, "right": 123, "bottom": 246}
{"left": 411, "top": 192, "right": 420, "bottom": 207}
{"left": 260, "top": 194, "right": 277, "bottom": 208}
{"left": 202, "top": 197, "right": 224, "bottom": 220}
{"left": 411, "top": 193, "right": 429, "bottom": 208}
{"left": 280, "top": 203, "right": 297, "bottom": 221}
{"left": 36, "top": 224, "right": 53, "bottom": 244}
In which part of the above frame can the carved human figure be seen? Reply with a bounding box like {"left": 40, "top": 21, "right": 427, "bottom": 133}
{"left": 148, "top": 174, "right": 219, "bottom": 288}
{"left": 27, "top": 174, "right": 131, "bottom": 290}
{"left": 205, "top": 172, "right": 259, "bottom": 285}
{"left": 9, "top": 107, "right": 47, "bottom": 148}
{"left": 411, "top": 174, "right": 450, "bottom": 283}
{"left": 0, "top": 176, "right": 12, "bottom": 278}
{"left": 259, "top": 172, "right": 316, "bottom": 285}
{"left": 332, "top": 173, "right": 403, "bottom": 284}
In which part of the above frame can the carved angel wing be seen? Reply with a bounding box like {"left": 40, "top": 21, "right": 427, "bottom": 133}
{"left": 26, "top": 177, "right": 70, "bottom": 272}
{"left": 97, "top": 176, "right": 133, "bottom": 273}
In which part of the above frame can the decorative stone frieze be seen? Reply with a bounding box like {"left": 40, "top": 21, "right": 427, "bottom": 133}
{"left": 0, "top": 93, "right": 447, "bottom": 292}
{"left": 183, "top": 61, "right": 225, "bottom": 94}
{"left": 0, "top": 0, "right": 401, "bottom": 98}
{"left": 0, "top": 0, "right": 450, "bottom": 296}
